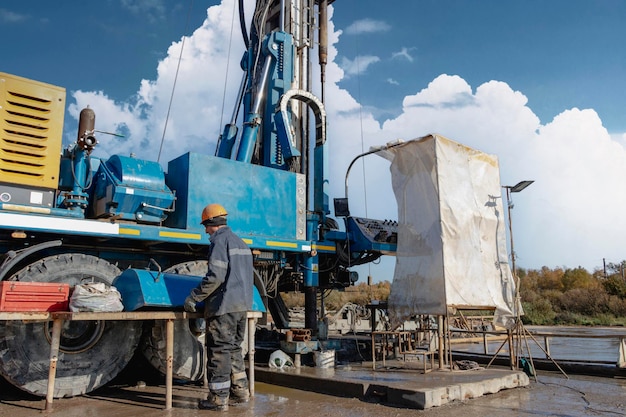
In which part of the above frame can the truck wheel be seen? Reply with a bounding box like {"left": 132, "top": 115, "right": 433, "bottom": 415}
{"left": 141, "top": 261, "right": 207, "bottom": 382}
{"left": 0, "top": 254, "right": 142, "bottom": 397}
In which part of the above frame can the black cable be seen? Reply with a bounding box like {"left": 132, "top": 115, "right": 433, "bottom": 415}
{"left": 238, "top": 0, "right": 249, "bottom": 49}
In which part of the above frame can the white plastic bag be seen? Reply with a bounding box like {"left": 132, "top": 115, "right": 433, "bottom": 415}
{"left": 69, "top": 282, "right": 124, "bottom": 312}
{"left": 268, "top": 350, "right": 294, "bottom": 370}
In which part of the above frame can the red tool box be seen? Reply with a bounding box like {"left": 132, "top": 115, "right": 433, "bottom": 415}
{"left": 0, "top": 281, "right": 70, "bottom": 312}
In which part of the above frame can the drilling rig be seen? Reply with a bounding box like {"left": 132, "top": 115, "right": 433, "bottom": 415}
{"left": 0, "top": 0, "right": 398, "bottom": 397}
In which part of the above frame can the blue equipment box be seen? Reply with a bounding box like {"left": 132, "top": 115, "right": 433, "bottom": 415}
{"left": 114, "top": 268, "right": 266, "bottom": 313}
{"left": 164, "top": 152, "right": 306, "bottom": 241}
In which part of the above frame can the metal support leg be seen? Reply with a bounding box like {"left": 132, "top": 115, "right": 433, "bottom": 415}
{"left": 438, "top": 315, "right": 444, "bottom": 369}
{"left": 203, "top": 343, "right": 208, "bottom": 388}
{"left": 45, "top": 318, "right": 63, "bottom": 411}
{"left": 371, "top": 332, "right": 376, "bottom": 369}
{"left": 507, "top": 328, "right": 515, "bottom": 369}
{"left": 165, "top": 319, "right": 174, "bottom": 410}
{"left": 248, "top": 315, "right": 256, "bottom": 396}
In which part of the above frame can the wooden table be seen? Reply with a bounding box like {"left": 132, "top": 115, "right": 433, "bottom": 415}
{"left": 0, "top": 310, "right": 262, "bottom": 411}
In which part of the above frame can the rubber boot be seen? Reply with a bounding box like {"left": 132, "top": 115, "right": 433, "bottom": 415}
{"left": 229, "top": 387, "right": 250, "bottom": 404}
{"left": 229, "top": 374, "right": 250, "bottom": 404}
{"left": 198, "top": 392, "right": 229, "bottom": 411}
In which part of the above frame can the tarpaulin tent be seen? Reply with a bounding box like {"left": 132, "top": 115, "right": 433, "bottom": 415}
{"left": 377, "top": 134, "right": 519, "bottom": 329}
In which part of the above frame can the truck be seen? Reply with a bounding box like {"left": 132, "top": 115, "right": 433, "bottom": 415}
{"left": 0, "top": 0, "right": 398, "bottom": 397}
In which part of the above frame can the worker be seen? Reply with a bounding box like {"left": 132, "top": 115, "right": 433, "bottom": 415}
{"left": 184, "top": 203, "right": 253, "bottom": 411}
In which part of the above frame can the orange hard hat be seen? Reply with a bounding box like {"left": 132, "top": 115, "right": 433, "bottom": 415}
{"left": 201, "top": 203, "right": 228, "bottom": 226}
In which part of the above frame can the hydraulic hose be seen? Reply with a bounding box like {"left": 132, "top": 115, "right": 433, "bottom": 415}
{"left": 239, "top": 0, "right": 249, "bottom": 49}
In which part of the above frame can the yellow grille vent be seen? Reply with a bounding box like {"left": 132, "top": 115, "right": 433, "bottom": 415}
{"left": 0, "top": 72, "right": 65, "bottom": 189}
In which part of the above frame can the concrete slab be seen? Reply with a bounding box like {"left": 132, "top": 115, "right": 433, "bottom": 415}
{"left": 255, "top": 360, "right": 529, "bottom": 409}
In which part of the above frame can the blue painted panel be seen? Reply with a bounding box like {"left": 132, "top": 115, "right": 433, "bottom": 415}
{"left": 165, "top": 152, "right": 302, "bottom": 240}
{"left": 113, "top": 269, "right": 197, "bottom": 311}
{"left": 114, "top": 269, "right": 266, "bottom": 312}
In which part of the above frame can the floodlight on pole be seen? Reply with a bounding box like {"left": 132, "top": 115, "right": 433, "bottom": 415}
{"left": 498, "top": 180, "right": 562, "bottom": 377}
{"left": 502, "top": 180, "right": 534, "bottom": 317}
{"left": 509, "top": 180, "right": 534, "bottom": 193}
{"left": 503, "top": 180, "right": 534, "bottom": 269}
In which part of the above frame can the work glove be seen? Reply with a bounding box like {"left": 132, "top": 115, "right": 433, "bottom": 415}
{"left": 184, "top": 296, "right": 197, "bottom": 313}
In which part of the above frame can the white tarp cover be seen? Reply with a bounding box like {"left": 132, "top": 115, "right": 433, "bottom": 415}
{"left": 378, "top": 134, "right": 518, "bottom": 329}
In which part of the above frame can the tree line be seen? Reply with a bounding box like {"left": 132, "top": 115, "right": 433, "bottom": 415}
{"left": 518, "top": 261, "right": 626, "bottom": 325}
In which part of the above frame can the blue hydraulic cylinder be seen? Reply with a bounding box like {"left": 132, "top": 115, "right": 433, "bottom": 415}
{"left": 235, "top": 113, "right": 261, "bottom": 162}
{"left": 236, "top": 49, "right": 272, "bottom": 163}
{"left": 235, "top": 31, "right": 295, "bottom": 166}
{"left": 216, "top": 123, "right": 238, "bottom": 158}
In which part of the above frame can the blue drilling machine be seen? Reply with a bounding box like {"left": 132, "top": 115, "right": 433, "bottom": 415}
{"left": 0, "top": 0, "right": 398, "bottom": 397}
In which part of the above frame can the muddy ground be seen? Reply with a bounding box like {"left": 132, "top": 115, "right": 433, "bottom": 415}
{"left": 0, "top": 368, "right": 625, "bottom": 417}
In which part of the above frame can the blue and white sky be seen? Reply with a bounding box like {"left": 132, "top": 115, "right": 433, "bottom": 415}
{"left": 2, "top": 0, "right": 626, "bottom": 278}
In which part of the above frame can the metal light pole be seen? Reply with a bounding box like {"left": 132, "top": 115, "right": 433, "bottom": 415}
{"left": 503, "top": 180, "right": 533, "bottom": 370}
{"left": 503, "top": 180, "right": 534, "bottom": 281}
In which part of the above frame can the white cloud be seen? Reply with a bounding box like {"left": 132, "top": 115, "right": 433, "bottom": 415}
{"left": 391, "top": 47, "right": 415, "bottom": 62}
{"left": 344, "top": 18, "right": 391, "bottom": 35}
{"left": 610, "top": 132, "right": 626, "bottom": 146}
{"left": 65, "top": 0, "right": 626, "bottom": 273}
{"left": 386, "top": 78, "right": 399, "bottom": 85}
{"left": 120, "top": 0, "right": 166, "bottom": 22}
{"left": 524, "top": 108, "right": 626, "bottom": 268}
{"left": 0, "top": 8, "right": 28, "bottom": 23}
{"left": 403, "top": 74, "right": 474, "bottom": 107}
{"left": 338, "top": 55, "right": 380, "bottom": 77}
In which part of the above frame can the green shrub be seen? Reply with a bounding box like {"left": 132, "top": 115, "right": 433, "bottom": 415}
{"left": 603, "top": 275, "right": 626, "bottom": 298}
{"left": 558, "top": 288, "right": 610, "bottom": 316}
{"left": 521, "top": 298, "right": 556, "bottom": 325}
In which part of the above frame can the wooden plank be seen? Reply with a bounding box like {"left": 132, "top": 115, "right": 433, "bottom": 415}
{"left": 0, "top": 311, "right": 51, "bottom": 320}
{"left": 165, "top": 319, "right": 174, "bottom": 410}
{"left": 248, "top": 315, "right": 257, "bottom": 396}
{"left": 51, "top": 311, "right": 202, "bottom": 320}
{"left": 0, "top": 310, "right": 259, "bottom": 322}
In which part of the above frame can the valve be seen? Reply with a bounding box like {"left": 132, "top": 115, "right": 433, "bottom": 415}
{"left": 76, "top": 107, "right": 98, "bottom": 153}
{"left": 77, "top": 129, "right": 98, "bottom": 152}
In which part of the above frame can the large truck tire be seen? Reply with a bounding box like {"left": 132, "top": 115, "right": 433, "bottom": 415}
{"left": 141, "top": 260, "right": 257, "bottom": 382}
{"left": 0, "top": 254, "right": 143, "bottom": 397}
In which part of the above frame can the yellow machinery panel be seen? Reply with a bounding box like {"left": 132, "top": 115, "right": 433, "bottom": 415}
{"left": 0, "top": 72, "right": 65, "bottom": 190}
